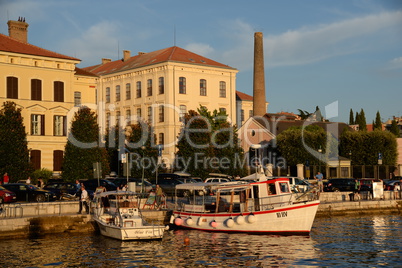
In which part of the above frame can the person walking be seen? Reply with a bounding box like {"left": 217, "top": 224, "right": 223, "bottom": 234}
{"left": 354, "top": 179, "right": 361, "bottom": 201}
{"left": 78, "top": 185, "right": 90, "bottom": 214}
{"left": 155, "top": 185, "right": 164, "bottom": 209}
{"left": 3, "top": 173, "right": 9, "bottom": 185}
{"left": 315, "top": 172, "right": 324, "bottom": 192}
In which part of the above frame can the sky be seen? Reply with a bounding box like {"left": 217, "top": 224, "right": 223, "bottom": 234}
{"left": 1, "top": 0, "right": 401, "bottom": 124}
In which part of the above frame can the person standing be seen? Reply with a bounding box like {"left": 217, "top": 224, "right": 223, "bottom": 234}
{"left": 354, "top": 179, "right": 361, "bottom": 200}
{"left": 26, "top": 176, "right": 31, "bottom": 184}
{"left": 315, "top": 172, "right": 324, "bottom": 192}
{"left": 37, "top": 178, "right": 44, "bottom": 188}
{"left": 3, "top": 173, "right": 9, "bottom": 184}
{"left": 155, "top": 185, "right": 164, "bottom": 209}
{"left": 78, "top": 185, "right": 89, "bottom": 214}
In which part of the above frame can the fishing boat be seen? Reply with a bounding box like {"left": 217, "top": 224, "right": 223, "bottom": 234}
{"left": 92, "top": 191, "right": 167, "bottom": 240}
{"left": 171, "top": 172, "right": 320, "bottom": 235}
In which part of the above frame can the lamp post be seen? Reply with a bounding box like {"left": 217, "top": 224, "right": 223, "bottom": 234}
{"left": 141, "top": 144, "right": 146, "bottom": 193}
{"left": 318, "top": 146, "right": 322, "bottom": 174}
{"left": 349, "top": 150, "right": 352, "bottom": 178}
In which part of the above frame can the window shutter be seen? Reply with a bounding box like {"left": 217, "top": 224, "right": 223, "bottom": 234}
{"left": 41, "top": 115, "right": 45, "bottom": 136}
{"left": 63, "top": 116, "right": 67, "bottom": 136}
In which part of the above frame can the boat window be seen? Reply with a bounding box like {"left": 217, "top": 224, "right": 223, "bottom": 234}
{"left": 268, "top": 183, "right": 276, "bottom": 195}
{"left": 280, "top": 182, "right": 290, "bottom": 193}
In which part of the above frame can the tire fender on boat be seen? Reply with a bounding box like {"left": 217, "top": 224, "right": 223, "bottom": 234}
{"left": 246, "top": 213, "right": 256, "bottom": 223}
{"left": 225, "top": 217, "right": 234, "bottom": 228}
{"left": 210, "top": 220, "right": 218, "bottom": 228}
{"left": 186, "top": 217, "right": 194, "bottom": 226}
{"left": 235, "top": 215, "right": 245, "bottom": 225}
{"left": 197, "top": 216, "right": 205, "bottom": 226}
{"left": 174, "top": 217, "right": 183, "bottom": 226}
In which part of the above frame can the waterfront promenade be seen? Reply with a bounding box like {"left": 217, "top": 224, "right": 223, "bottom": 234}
{"left": 0, "top": 191, "right": 401, "bottom": 239}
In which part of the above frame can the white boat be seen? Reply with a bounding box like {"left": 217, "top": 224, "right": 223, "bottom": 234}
{"left": 171, "top": 172, "right": 320, "bottom": 235}
{"left": 92, "top": 191, "right": 167, "bottom": 240}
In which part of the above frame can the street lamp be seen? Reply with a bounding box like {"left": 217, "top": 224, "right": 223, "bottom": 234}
{"left": 141, "top": 144, "right": 146, "bottom": 193}
{"left": 349, "top": 150, "right": 352, "bottom": 178}
{"left": 318, "top": 146, "right": 322, "bottom": 173}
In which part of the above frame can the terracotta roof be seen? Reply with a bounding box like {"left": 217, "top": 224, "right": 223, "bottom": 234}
{"left": 75, "top": 67, "right": 98, "bottom": 77}
{"left": 236, "top": 91, "right": 253, "bottom": 101}
{"left": 83, "top": 46, "right": 236, "bottom": 75}
{"left": 0, "top": 33, "right": 79, "bottom": 61}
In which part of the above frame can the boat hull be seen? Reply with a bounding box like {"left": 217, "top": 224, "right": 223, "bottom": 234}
{"left": 95, "top": 219, "right": 165, "bottom": 240}
{"left": 172, "top": 200, "right": 320, "bottom": 235}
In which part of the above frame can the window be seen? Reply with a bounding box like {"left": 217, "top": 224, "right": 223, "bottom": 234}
{"left": 31, "top": 79, "right": 42, "bottom": 101}
{"left": 126, "top": 83, "right": 131, "bottom": 100}
{"left": 159, "top": 77, "right": 164, "bottom": 94}
{"left": 219, "top": 81, "right": 226, "bottom": 98}
{"left": 179, "top": 77, "right": 186, "bottom": 94}
{"left": 116, "top": 85, "right": 120, "bottom": 101}
{"left": 53, "top": 150, "right": 63, "bottom": 171}
{"left": 7, "top": 76, "right": 18, "bottom": 99}
{"left": 200, "top": 79, "right": 207, "bottom": 96}
{"left": 74, "top": 91, "right": 81, "bottom": 106}
{"left": 54, "top": 115, "right": 66, "bottom": 136}
{"left": 126, "top": 109, "right": 131, "bottom": 124}
{"left": 106, "top": 113, "right": 110, "bottom": 130}
{"left": 54, "top": 81, "right": 64, "bottom": 102}
{"left": 159, "top": 105, "right": 164, "bottom": 122}
{"left": 31, "top": 114, "right": 45, "bottom": 135}
{"left": 147, "top": 106, "right": 152, "bottom": 124}
{"left": 106, "top": 87, "right": 110, "bottom": 103}
{"left": 136, "top": 108, "right": 142, "bottom": 120}
{"left": 249, "top": 110, "right": 253, "bottom": 118}
{"left": 147, "top": 79, "right": 152, "bottom": 96}
{"left": 136, "top": 81, "right": 141, "bottom": 98}
{"left": 159, "top": 133, "right": 164, "bottom": 145}
{"left": 219, "top": 108, "right": 226, "bottom": 114}
{"left": 241, "top": 109, "right": 244, "bottom": 122}
{"left": 116, "top": 111, "right": 121, "bottom": 126}
{"left": 30, "top": 150, "right": 41, "bottom": 170}
{"left": 179, "top": 105, "right": 187, "bottom": 122}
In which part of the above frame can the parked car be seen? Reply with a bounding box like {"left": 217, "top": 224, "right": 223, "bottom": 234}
{"left": 80, "top": 179, "right": 117, "bottom": 192}
{"left": 109, "top": 177, "right": 153, "bottom": 192}
{"left": 157, "top": 173, "right": 199, "bottom": 197}
{"left": 0, "top": 185, "right": 17, "bottom": 203}
{"left": 43, "top": 181, "right": 94, "bottom": 200}
{"left": 204, "top": 173, "right": 233, "bottom": 183}
{"left": 324, "top": 178, "right": 370, "bottom": 192}
{"left": 2, "top": 183, "right": 57, "bottom": 202}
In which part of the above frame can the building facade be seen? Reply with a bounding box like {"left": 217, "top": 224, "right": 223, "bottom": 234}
{"left": 0, "top": 19, "right": 97, "bottom": 173}
{"left": 83, "top": 48, "right": 238, "bottom": 168}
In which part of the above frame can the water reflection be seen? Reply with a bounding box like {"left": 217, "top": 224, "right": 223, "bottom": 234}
{"left": 0, "top": 215, "right": 401, "bottom": 267}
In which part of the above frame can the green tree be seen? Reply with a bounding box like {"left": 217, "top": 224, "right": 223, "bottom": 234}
{"left": 105, "top": 125, "right": 125, "bottom": 176}
{"left": 339, "top": 130, "right": 397, "bottom": 165}
{"left": 373, "top": 111, "right": 382, "bottom": 130}
{"left": 62, "top": 107, "right": 109, "bottom": 181}
{"left": 349, "top": 109, "right": 354, "bottom": 125}
{"left": 276, "top": 125, "right": 335, "bottom": 166}
{"left": 126, "top": 121, "right": 158, "bottom": 180}
{"left": 0, "top": 101, "right": 31, "bottom": 181}
{"left": 176, "top": 107, "right": 247, "bottom": 179}
{"left": 358, "top": 109, "right": 367, "bottom": 131}
{"left": 297, "top": 109, "right": 311, "bottom": 120}
{"left": 389, "top": 120, "right": 400, "bottom": 137}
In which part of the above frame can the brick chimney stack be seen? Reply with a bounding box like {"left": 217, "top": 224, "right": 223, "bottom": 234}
{"left": 123, "top": 50, "right": 131, "bottom": 62}
{"left": 252, "top": 32, "right": 267, "bottom": 117}
{"left": 8, "top": 17, "right": 29, "bottom": 43}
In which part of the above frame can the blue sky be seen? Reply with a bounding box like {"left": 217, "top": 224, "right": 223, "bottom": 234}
{"left": 1, "top": 0, "right": 401, "bottom": 123}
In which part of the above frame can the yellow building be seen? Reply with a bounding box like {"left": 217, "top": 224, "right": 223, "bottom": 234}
{"left": 0, "top": 19, "right": 97, "bottom": 173}
{"left": 83, "top": 48, "right": 238, "bottom": 169}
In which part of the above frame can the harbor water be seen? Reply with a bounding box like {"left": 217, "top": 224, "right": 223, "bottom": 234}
{"left": 0, "top": 214, "right": 401, "bottom": 267}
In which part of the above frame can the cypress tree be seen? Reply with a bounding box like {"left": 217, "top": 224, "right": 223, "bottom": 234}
{"left": 0, "top": 102, "right": 31, "bottom": 181}
{"left": 374, "top": 111, "right": 382, "bottom": 130}
{"left": 349, "top": 109, "right": 354, "bottom": 125}
{"left": 358, "top": 109, "right": 367, "bottom": 131}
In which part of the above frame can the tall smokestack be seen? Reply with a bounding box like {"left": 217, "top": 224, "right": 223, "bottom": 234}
{"left": 252, "top": 32, "right": 267, "bottom": 117}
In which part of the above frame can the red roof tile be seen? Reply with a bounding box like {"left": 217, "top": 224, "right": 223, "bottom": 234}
{"left": 0, "top": 33, "right": 79, "bottom": 61}
{"left": 75, "top": 67, "right": 98, "bottom": 77}
{"left": 83, "top": 46, "right": 236, "bottom": 75}
{"left": 236, "top": 91, "right": 253, "bottom": 101}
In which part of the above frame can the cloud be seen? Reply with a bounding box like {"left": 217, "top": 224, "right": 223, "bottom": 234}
{"left": 219, "top": 10, "right": 402, "bottom": 70}
{"left": 184, "top": 43, "right": 215, "bottom": 57}
{"left": 389, "top": 57, "right": 402, "bottom": 69}
{"left": 61, "top": 21, "right": 121, "bottom": 65}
